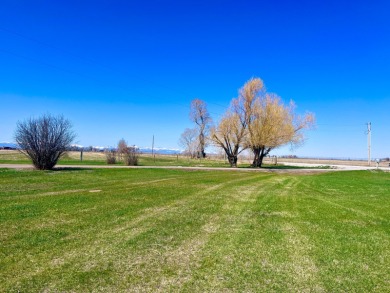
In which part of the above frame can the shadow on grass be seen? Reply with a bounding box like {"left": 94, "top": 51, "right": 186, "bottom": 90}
{"left": 238, "top": 164, "right": 331, "bottom": 170}
{"left": 51, "top": 167, "right": 95, "bottom": 172}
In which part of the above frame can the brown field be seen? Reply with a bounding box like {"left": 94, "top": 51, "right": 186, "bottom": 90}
{"left": 263, "top": 157, "right": 390, "bottom": 168}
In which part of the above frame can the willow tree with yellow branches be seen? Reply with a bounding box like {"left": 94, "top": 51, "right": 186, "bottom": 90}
{"left": 210, "top": 77, "right": 315, "bottom": 167}
{"left": 247, "top": 92, "right": 315, "bottom": 167}
{"left": 209, "top": 78, "right": 263, "bottom": 167}
{"left": 209, "top": 111, "right": 245, "bottom": 167}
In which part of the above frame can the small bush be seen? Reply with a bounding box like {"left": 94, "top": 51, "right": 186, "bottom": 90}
{"left": 123, "top": 146, "right": 138, "bottom": 166}
{"left": 105, "top": 150, "right": 117, "bottom": 164}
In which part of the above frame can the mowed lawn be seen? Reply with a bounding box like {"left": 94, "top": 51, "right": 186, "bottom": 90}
{"left": 1, "top": 168, "right": 389, "bottom": 292}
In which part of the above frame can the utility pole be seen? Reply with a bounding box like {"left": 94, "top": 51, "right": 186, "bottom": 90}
{"left": 152, "top": 134, "right": 155, "bottom": 164}
{"left": 152, "top": 134, "right": 154, "bottom": 156}
{"left": 367, "top": 122, "right": 371, "bottom": 166}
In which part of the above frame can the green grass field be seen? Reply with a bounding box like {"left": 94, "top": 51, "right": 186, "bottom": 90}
{"left": 1, "top": 168, "right": 389, "bottom": 292}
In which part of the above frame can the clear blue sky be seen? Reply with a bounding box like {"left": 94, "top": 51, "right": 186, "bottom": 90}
{"left": 1, "top": 0, "right": 389, "bottom": 158}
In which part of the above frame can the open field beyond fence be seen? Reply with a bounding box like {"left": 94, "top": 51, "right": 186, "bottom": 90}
{"left": 1, "top": 167, "right": 389, "bottom": 291}
{"left": 1, "top": 150, "right": 388, "bottom": 168}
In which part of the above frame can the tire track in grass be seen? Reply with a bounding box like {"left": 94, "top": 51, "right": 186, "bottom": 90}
{"left": 295, "top": 180, "right": 390, "bottom": 291}
{"left": 1, "top": 178, "right": 180, "bottom": 201}
{"left": 114, "top": 174, "right": 276, "bottom": 291}
{"left": 21, "top": 173, "right": 264, "bottom": 291}
{"left": 122, "top": 175, "right": 276, "bottom": 292}
{"left": 254, "top": 177, "right": 321, "bottom": 291}
{"left": 272, "top": 176, "right": 300, "bottom": 197}
{"left": 0, "top": 177, "right": 183, "bottom": 246}
{"left": 316, "top": 196, "right": 387, "bottom": 222}
{"left": 90, "top": 175, "right": 262, "bottom": 290}
{"left": 158, "top": 176, "right": 269, "bottom": 292}
{"left": 180, "top": 175, "right": 326, "bottom": 292}
{"left": 1, "top": 173, "right": 210, "bottom": 291}
{"left": 280, "top": 178, "right": 325, "bottom": 292}
{"left": 280, "top": 223, "right": 325, "bottom": 292}
{"left": 140, "top": 215, "right": 222, "bottom": 292}
{"left": 299, "top": 181, "right": 387, "bottom": 222}
{"left": 2, "top": 169, "right": 244, "bottom": 288}
{"left": 111, "top": 174, "right": 263, "bottom": 235}
{"left": 255, "top": 176, "right": 325, "bottom": 292}
{"left": 175, "top": 175, "right": 281, "bottom": 291}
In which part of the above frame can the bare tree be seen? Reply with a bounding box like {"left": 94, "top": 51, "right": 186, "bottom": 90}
{"left": 14, "top": 114, "right": 76, "bottom": 170}
{"left": 190, "top": 99, "right": 212, "bottom": 158}
{"left": 179, "top": 128, "right": 198, "bottom": 158}
{"left": 117, "top": 138, "right": 128, "bottom": 162}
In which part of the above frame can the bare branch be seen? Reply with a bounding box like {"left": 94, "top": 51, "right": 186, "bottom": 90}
{"left": 14, "top": 114, "right": 76, "bottom": 170}
{"left": 189, "top": 99, "right": 212, "bottom": 158}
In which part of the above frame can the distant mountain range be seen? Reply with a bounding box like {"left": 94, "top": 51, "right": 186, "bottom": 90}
{"left": 0, "top": 142, "right": 182, "bottom": 155}
{"left": 0, "top": 142, "right": 18, "bottom": 149}
{"left": 138, "top": 147, "right": 181, "bottom": 155}
{"left": 69, "top": 144, "right": 182, "bottom": 154}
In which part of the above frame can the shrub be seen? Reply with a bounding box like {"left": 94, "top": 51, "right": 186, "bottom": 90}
{"left": 14, "top": 114, "right": 76, "bottom": 170}
{"left": 123, "top": 146, "right": 138, "bottom": 166}
{"left": 105, "top": 150, "right": 117, "bottom": 164}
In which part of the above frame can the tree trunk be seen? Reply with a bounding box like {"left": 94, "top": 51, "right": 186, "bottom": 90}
{"left": 227, "top": 155, "right": 238, "bottom": 167}
{"left": 251, "top": 147, "right": 266, "bottom": 168}
{"left": 199, "top": 133, "right": 206, "bottom": 158}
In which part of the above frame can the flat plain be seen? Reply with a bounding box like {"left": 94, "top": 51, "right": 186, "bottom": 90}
{"left": 1, "top": 167, "right": 389, "bottom": 292}
{"left": 2, "top": 150, "right": 389, "bottom": 168}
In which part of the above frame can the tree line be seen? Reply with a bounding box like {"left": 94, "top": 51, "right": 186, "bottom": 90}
{"left": 13, "top": 77, "right": 314, "bottom": 170}
{"left": 180, "top": 77, "right": 315, "bottom": 167}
